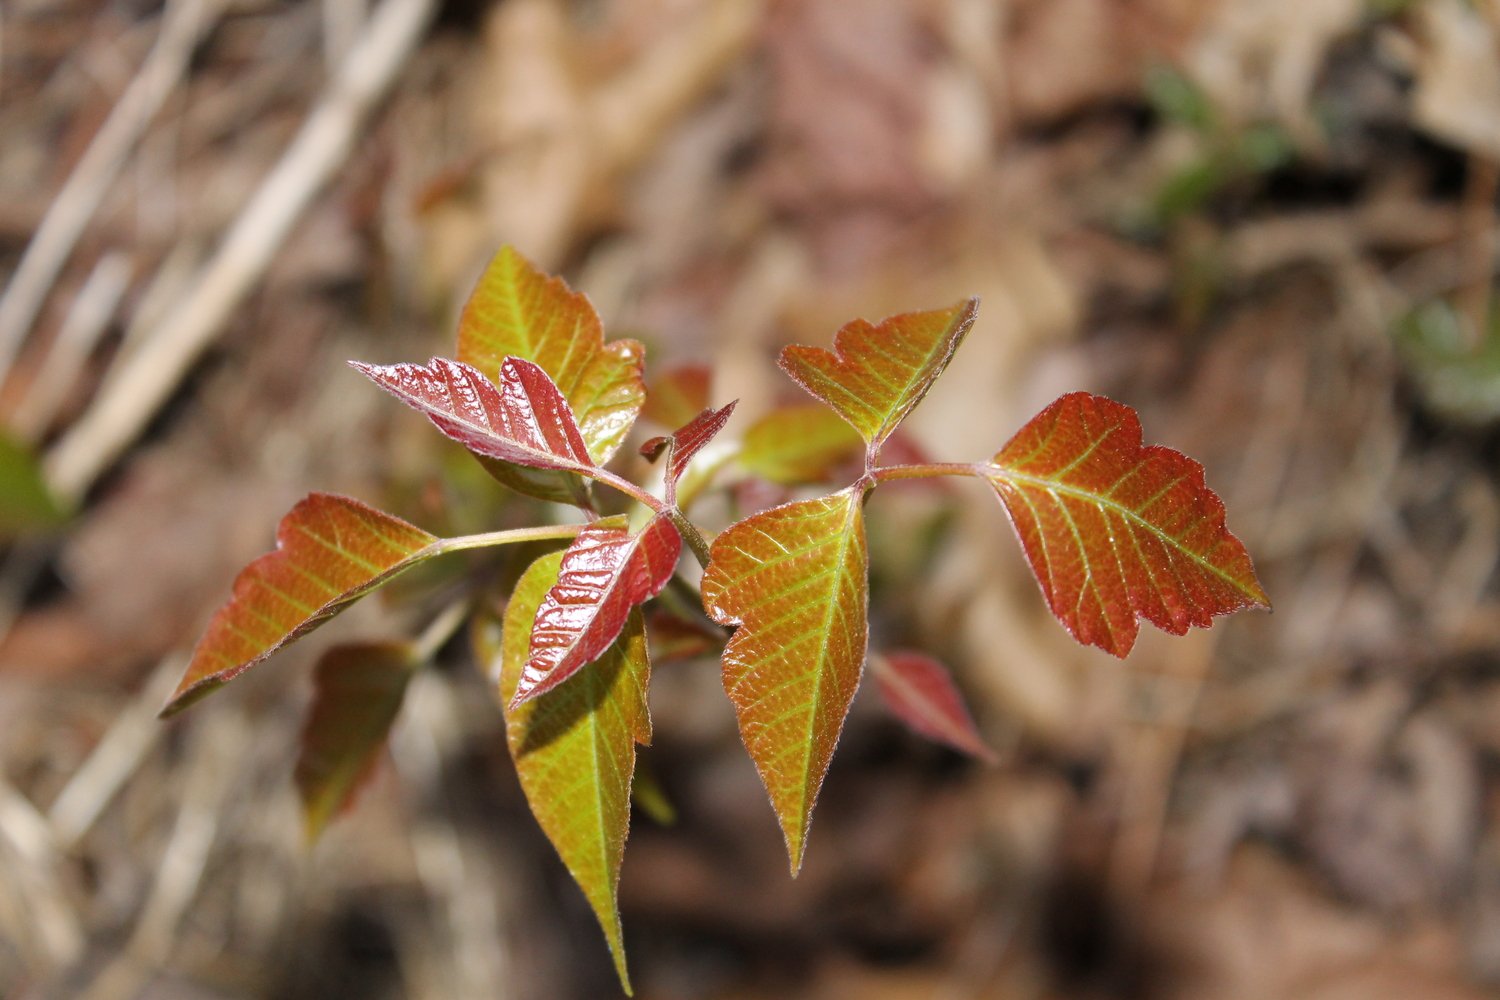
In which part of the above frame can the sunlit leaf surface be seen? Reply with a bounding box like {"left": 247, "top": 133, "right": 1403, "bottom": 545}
{"left": 501, "top": 551, "right": 651, "bottom": 994}
{"left": 295, "top": 642, "right": 416, "bottom": 842}
{"left": 738, "top": 403, "right": 863, "bottom": 485}
{"left": 512, "top": 515, "right": 680, "bottom": 707}
{"left": 700, "top": 489, "right": 868, "bottom": 872}
{"left": 986, "top": 392, "right": 1269, "bottom": 656}
{"left": 456, "top": 245, "right": 644, "bottom": 462}
{"left": 779, "top": 299, "right": 978, "bottom": 455}
{"left": 869, "top": 651, "right": 996, "bottom": 763}
{"left": 352, "top": 355, "right": 595, "bottom": 472}
{"left": 162, "top": 494, "right": 437, "bottom": 717}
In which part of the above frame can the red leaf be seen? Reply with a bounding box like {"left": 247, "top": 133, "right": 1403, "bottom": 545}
{"left": 642, "top": 363, "right": 712, "bottom": 430}
{"left": 350, "top": 356, "right": 595, "bottom": 475}
{"left": 779, "top": 299, "right": 978, "bottom": 455}
{"left": 986, "top": 393, "right": 1269, "bottom": 656}
{"left": 457, "top": 246, "right": 644, "bottom": 463}
{"left": 295, "top": 642, "right": 416, "bottom": 842}
{"left": 511, "top": 515, "right": 682, "bottom": 708}
{"left": 161, "top": 494, "right": 437, "bottom": 717}
{"left": 869, "top": 651, "right": 997, "bottom": 763}
{"left": 640, "top": 401, "right": 736, "bottom": 505}
{"left": 701, "top": 489, "right": 868, "bottom": 872}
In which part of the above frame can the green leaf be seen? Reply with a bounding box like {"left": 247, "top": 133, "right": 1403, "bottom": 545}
{"left": 738, "top": 403, "right": 864, "bottom": 485}
{"left": 162, "top": 494, "right": 438, "bottom": 717}
{"left": 457, "top": 246, "right": 645, "bottom": 464}
{"left": 0, "top": 432, "right": 66, "bottom": 537}
{"left": 500, "top": 551, "right": 651, "bottom": 994}
{"left": 985, "top": 392, "right": 1269, "bottom": 656}
{"left": 779, "top": 299, "right": 978, "bottom": 457}
{"left": 700, "top": 489, "right": 869, "bottom": 872}
{"left": 295, "top": 642, "right": 416, "bottom": 842}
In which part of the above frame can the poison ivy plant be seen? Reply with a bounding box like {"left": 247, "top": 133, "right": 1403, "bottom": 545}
{"left": 163, "top": 245, "right": 1268, "bottom": 993}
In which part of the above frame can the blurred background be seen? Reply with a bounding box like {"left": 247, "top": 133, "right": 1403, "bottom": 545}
{"left": 4, "top": 0, "right": 1500, "bottom": 996}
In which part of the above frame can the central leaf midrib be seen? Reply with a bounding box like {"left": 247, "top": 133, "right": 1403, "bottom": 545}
{"left": 794, "top": 493, "right": 861, "bottom": 837}
{"left": 993, "top": 467, "right": 1257, "bottom": 599}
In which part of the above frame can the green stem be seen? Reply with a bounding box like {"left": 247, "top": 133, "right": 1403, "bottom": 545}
{"left": 588, "top": 467, "right": 667, "bottom": 514}
{"left": 586, "top": 466, "right": 714, "bottom": 571}
{"left": 431, "top": 522, "right": 588, "bottom": 556}
{"left": 872, "top": 461, "right": 987, "bottom": 483}
{"left": 666, "top": 507, "right": 713, "bottom": 570}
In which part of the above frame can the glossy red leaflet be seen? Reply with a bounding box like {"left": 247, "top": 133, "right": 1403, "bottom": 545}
{"left": 640, "top": 401, "right": 737, "bottom": 505}
{"left": 511, "top": 515, "right": 682, "bottom": 708}
{"left": 870, "top": 651, "right": 997, "bottom": 763}
{"left": 350, "top": 355, "right": 595, "bottom": 475}
{"left": 457, "top": 246, "right": 645, "bottom": 463}
{"left": 986, "top": 392, "right": 1269, "bottom": 656}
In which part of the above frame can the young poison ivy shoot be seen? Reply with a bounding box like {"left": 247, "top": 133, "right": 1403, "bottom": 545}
{"left": 164, "top": 246, "right": 1268, "bottom": 993}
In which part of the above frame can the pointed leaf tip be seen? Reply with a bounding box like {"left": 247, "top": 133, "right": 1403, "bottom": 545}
{"left": 457, "top": 245, "right": 644, "bottom": 463}
{"left": 986, "top": 392, "right": 1268, "bottom": 656}
{"left": 162, "top": 494, "right": 436, "bottom": 717}
{"left": 870, "top": 651, "right": 997, "bottom": 763}
{"left": 501, "top": 551, "right": 650, "bottom": 993}
{"left": 511, "top": 515, "right": 681, "bottom": 709}
{"left": 779, "top": 298, "right": 978, "bottom": 454}
{"left": 701, "top": 489, "right": 869, "bottom": 872}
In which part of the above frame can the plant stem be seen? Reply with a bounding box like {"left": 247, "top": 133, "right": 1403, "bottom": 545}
{"left": 666, "top": 508, "right": 713, "bottom": 569}
{"left": 431, "top": 522, "right": 588, "bottom": 556}
{"left": 589, "top": 467, "right": 666, "bottom": 513}
{"left": 872, "top": 461, "right": 987, "bottom": 483}
{"left": 586, "top": 467, "right": 714, "bottom": 570}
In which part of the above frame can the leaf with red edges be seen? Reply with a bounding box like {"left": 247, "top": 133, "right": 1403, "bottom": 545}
{"left": 642, "top": 363, "right": 711, "bottom": 430}
{"left": 501, "top": 551, "right": 651, "bottom": 994}
{"left": 295, "top": 642, "right": 416, "bottom": 842}
{"left": 738, "top": 403, "right": 863, "bottom": 485}
{"left": 779, "top": 299, "right": 978, "bottom": 455}
{"left": 985, "top": 392, "right": 1269, "bottom": 656}
{"left": 511, "top": 515, "right": 681, "bottom": 708}
{"left": 457, "top": 246, "right": 644, "bottom": 463}
{"left": 351, "top": 355, "right": 595, "bottom": 474}
{"left": 161, "top": 494, "right": 437, "bottom": 717}
{"left": 870, "top": 651, "right": 996, "bottom": 763}
{"left": 701, "top": 489, "right": 869, "bottom": 872}
{"left": 640, "top": 401, "right": 736, "bottom": 505}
